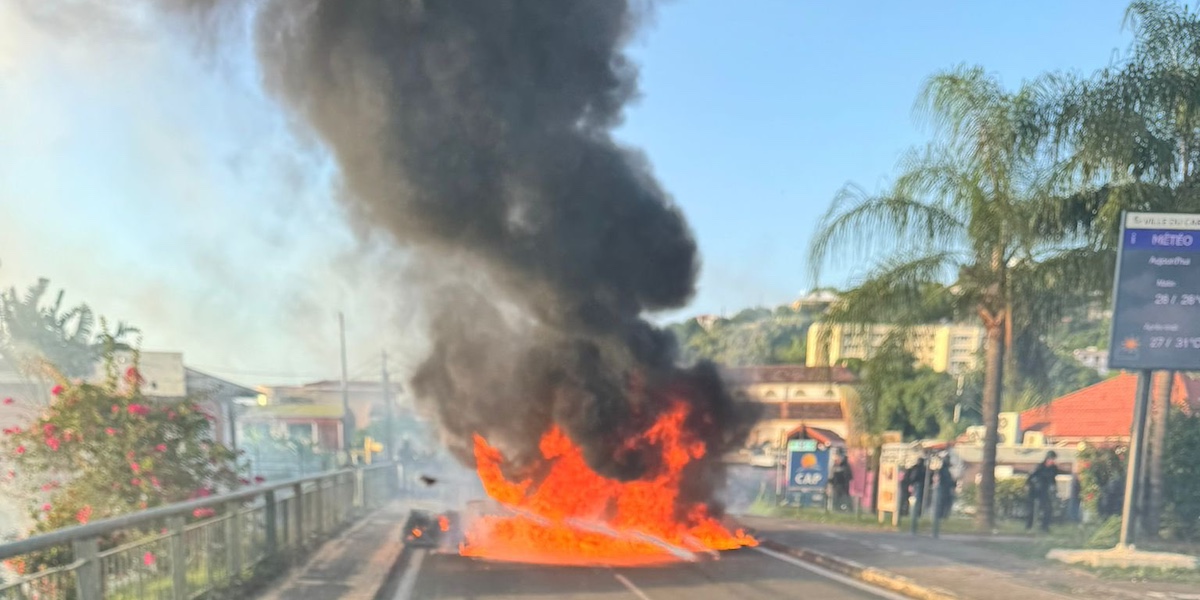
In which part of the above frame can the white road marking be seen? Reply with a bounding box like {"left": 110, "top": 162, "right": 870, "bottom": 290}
{"left": 391, "top": 548, "right": 427, "bottom": 600}
{"left": 613, "top": 572, "right": 654, "bottom": 600}
{"left": 754, "top": 547, "right": 911, "bottom": 600}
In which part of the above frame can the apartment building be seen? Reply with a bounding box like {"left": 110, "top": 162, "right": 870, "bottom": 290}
{"left": 805, "top": 322, "right": 985, "bottom": 374}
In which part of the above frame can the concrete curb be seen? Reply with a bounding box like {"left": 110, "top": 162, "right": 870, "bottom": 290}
{"left": 760, "top": 539, "right": 961, "bottom": 600}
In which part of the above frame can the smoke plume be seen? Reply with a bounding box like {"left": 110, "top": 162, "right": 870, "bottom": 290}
{"left": 172, "top": 0, "right": 755, "bottom": 505}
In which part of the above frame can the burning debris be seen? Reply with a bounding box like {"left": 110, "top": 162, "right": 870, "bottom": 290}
{"left": 165, "top": 0, "right": 759, "bottom": 564}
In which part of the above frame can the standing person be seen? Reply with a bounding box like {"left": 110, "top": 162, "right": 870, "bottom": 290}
{"left": 902, "top": 457, "right": 928, "bottom": 519}
{"left": 1067, "top": 470, "right": 1082, "bottom": 523}
{"left": 1025, "top": 451, "right": 1060, "bottom": 532}
{"left": 935, "top": 456, "right": 955, "bottom": 520}
{"left": 828, "top": 452, "right": 853, "bottom": 511}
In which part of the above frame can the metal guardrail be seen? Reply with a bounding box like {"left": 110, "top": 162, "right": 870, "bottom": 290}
{"left": 0, "top": 463, "right": 399, "bottom": 600}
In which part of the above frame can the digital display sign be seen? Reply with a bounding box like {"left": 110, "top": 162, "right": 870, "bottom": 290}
{"left": 1110, "top": 212, "right": 1200, "bottom": 370}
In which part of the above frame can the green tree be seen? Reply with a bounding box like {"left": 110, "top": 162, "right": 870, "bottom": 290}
{"left": 1162, "top": 410, "right": 1200, "bottom": 540}
{"left": 0, "top": 278, "right": 137, "bottom": 382}
{"left": 1048, "top": 0, "right": 1200, "bottom": 534}
{"left": 810, "top": 66, "right": 1099, "bottom": 528}
{"left": 1, "top": 345, "right": 241, "bottom": 572}
{"left": 853, "top": 342, "right": 957, "bottom": 440}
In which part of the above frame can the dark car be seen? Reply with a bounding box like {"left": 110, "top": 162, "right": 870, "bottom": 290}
{"left": 403, "top": 509, "right": 458, "bottom": 548}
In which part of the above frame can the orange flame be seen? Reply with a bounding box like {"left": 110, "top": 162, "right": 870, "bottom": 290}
{"left": 438, "top": 515, "right": 450, "bottom": 532}
{"left": 460, "top": 403, "right": 756, "bottom": 566}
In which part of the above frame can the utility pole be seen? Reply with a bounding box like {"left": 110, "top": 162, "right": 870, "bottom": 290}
{"left": 339, "top": 312, "right": 353, "bottom": 461}
{"left": 382, "top": 350, "right": 394, "bottom": 463}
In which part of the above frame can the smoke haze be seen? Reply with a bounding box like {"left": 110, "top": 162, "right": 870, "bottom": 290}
{"left": 9, "top": 0, "right": 757, "bottom": 508}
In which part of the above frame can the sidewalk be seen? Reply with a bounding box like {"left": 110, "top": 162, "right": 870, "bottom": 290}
{"left": 742, "top": 516, "right": 1200, "bottom": 600}
{"left": 257, "top": 500, "right": 409, "bottom": 600}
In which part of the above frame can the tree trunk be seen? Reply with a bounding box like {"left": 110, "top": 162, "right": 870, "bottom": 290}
{"left": 1143, "top": 370, "right": 1172, "bottom": 538}
{"left": 977, "top": 319, "right": 1005, "bottom": 530}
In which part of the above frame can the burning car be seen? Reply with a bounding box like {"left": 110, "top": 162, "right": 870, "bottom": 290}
{"left": 403, "top": 509, "right": 458, "bottom": 549}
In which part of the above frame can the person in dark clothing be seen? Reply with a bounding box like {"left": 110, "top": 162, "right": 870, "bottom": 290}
{"left": 1025, "top": 451, "right": 1060, "bottom": 532}
{"left": 828, "top": 453, "right": 853, "bottom": 511}
{"left": 1067, "top": 471, "right": 1082, "bottom": 523}
{"left": 935, "top": 457, "right": 955, "bottom": 520}
{"left": 901, "top": 457, "right": 928, "bottom": 519}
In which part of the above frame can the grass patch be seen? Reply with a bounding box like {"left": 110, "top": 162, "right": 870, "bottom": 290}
{"left": 750, "top": 501, "right": 1037, "bottom": 536}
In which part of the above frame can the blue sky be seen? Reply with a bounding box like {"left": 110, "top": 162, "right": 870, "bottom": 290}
{"left": 0, "top": 0, "right": 1136, "bottom": 382}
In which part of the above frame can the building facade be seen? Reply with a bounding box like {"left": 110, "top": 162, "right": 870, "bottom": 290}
{"left": 719, "top": 365, "right": 859, "bottom": 460}
{"left": 805, "top": 322, "right": 985, "bottom": 374}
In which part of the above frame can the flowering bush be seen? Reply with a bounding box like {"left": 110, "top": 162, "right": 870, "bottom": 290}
{"left": 1, "top": 349, "right": 243, "bottom": 572}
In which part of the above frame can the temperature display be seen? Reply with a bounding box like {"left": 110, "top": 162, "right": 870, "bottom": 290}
{"left": 1111, "top": 212, "right": 1200, "bottom": 370}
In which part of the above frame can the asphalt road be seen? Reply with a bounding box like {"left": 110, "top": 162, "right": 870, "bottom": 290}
{"left": 391, "top": 547, "right": 909, "bottom": 600}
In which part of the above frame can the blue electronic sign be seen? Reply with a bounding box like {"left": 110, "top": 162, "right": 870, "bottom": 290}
{"left": 1110, "top": 212, "right": 1200, "bottom": 370}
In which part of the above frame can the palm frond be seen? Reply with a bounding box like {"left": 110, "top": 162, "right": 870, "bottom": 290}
{"left": 808, "top": 183, "right": 965, "bottom": 282}
{"left": 822, "top": 251, "right": 963, "bottom": 326}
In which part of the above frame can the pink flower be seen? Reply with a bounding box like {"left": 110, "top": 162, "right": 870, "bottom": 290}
{"left": 197, "top": 488, "right": 211, "bottom": 498}
{"left": 45, "top": 437, "right": 60, "bottom": 451}
{"left": 125, "top": 451, "right": 136, "bottom": 460}
{"left": 106, "top": 428, "right": 116, "bottom": 436}
{"left": 50, "top": 385, "right": 63, "bottom": 396}
{"left": 155, "top": 444, "right": 167, "bottom": 453}
{"left": 130, "top": 478, "right": 142, "bottom": 486}
{"left": 41, "top": 483, "right": 54, "bottom": 492}
{"left": 142, "top": 552, "right": 155, "bottom": 566}
{"left": 2, "top": 397, "right": 12, "bottom": 405}
{"left": 126, "top": 404, "right": 149, "bottom": 417}
{"left": 150, "top": 476, "right": 160, "bottom": 488}
{"left": 15, "top": 446, "right": 25, "bottom": 455}
{"left": 41, "top": 503, "right": 51, "bottom": 512}
{"left": 238, "top": 478, "right": 250, "bottom": 486}
{"left": 76, "top": 506, "right": 92, "bottom": 525}
{"left": 192, "top": 507, "right": 215, "bottom": 519}
{"left": 42, "top": 424, "right": 56, "bottom": 436}
{"left": 111, "top": 405, "right": 119, "bottom": 414}
{"left": 167, "top": 410, "right": 176, "bottom": 421}
{"left": 130, "top": 462, "right": 140, "bottom": 474}
{"left": 124, "top": 367, "right": 143, "bottom": 384}
{"left": 253, "top": 475, "right": 266, "bottom": 484}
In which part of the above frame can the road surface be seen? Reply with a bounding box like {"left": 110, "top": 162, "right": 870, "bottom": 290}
{"left": 390, "top": 547, "right": 909, "bottom": 600}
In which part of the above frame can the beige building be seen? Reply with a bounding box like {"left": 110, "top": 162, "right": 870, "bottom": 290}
{"left": 806, "top": 322, "right": 985, "bottom": 374}
{"left": 720, "top": 365, "right": 859, "bottom": 459}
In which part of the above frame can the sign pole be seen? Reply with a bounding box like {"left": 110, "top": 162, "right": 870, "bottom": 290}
{"left": 1119, "top": 369, "right": 1153, "bottom": 547}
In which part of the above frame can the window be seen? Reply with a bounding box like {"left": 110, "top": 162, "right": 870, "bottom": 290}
{"left": 287, "top": 423, "right": 314, "bottom": 443}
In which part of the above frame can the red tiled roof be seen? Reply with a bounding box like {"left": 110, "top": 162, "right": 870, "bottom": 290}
{"left": 1020, "top": 372, "right": 1200, "bottom": 441}
{"left": 720, "top": 365, "right": 858, "bottom": 385}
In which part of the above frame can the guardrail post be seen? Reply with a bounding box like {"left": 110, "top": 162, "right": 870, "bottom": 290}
{"left": 315, "top": 478, "right": 326, "bottom": 535}
{"left": 72, "top": 537, "right": 102, "bottom": 600}
{"left": 355, "top": 468, "right": 366, "bottom": 508}
{"left": 168, "top": 516, "right": 188, "bottom": 600}
{"left": 292, "top": 483, "right": 305, "bottom": 547}
{"left": 225, "top": 503, "right": 243, "bottom": 582}
{"left": 264, "top": 490, "right": 278, "bottom": 556}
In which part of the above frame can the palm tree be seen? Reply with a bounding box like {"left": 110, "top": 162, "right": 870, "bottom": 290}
{"left": 1046, "top": 0, "right": 1200, "bottom": 538}
{"left": 0, "top": 278, "right": 138, "bottom": 381}
{"left": 810, "top": 66, "right": 1096, "bottom": 528}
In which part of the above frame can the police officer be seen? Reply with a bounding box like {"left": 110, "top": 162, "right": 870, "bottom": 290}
{"left": 1025, "top": 450, "right": 1060, "bottom": 532}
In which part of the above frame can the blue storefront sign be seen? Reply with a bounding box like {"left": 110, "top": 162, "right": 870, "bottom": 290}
{"left": 786, "top": 441, "right": 830, "bottom": 493}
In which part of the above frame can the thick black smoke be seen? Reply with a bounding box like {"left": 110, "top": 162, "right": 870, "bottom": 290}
{"left": 173, "top": 0, "right": 756, "bottom": 505}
